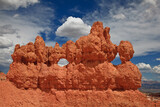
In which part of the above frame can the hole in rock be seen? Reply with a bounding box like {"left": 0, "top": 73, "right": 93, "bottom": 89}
{"left": 111, "top": 54, "right": 121, "bottom": 66}
{"left": 58, "top": 58, "right": 69, "bottom": 67}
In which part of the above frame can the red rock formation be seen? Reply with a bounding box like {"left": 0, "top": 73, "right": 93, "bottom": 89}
{"left": 0, "top": 81, "right": 154, "bottom": 107}
{"left": 7, "top": 21, "right": 141, "bottom": 91}
{"left": 0, "top": 72, "right": 6, "bottom": 81}
{"left": 116, "top": 61, "right": 142, "bottom": 90}
{"left": 118, "top": 41, "right": 134, "bottom": 63}
{"left": 3, "top": 21, "right": 156, "bottom": 106}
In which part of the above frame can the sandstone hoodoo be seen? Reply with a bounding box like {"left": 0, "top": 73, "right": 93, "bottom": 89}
{"left": 1, "top": 21, "right": 156, "bottom": 106}
{"left": 7, "top": 21, "right": 141, "bottom": 91}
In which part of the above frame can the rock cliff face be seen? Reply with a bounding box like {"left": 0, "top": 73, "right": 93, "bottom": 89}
{"left": 7, "top": 21, "right": 142, "bottom": 92}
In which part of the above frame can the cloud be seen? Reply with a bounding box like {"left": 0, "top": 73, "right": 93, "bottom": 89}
{"left": 56, "top": 16, "right": 91, "bottom": 39}
{"left": 113, "top": 13, "right": 126, "bottom": 19}
{"left": 0, "top": 0, "right": 39, "bottom": 10}
{"left": 153, "top": 65, "right": 160, "bottom": 74}
{"left": 136, "top": 62, "right": 160, "bottom": 74}
{"left": 0, "top": 3, "right": 54, "bottom": 73}
{"left": 45, "top": 41, "right": 56, "bottom": 48}
{"left": 0, "top": 4, "right": 54, "bottom": 45}
{"left": 13, "top": 14, "right": 19, "bottom": 18}
{"left": 82, "top": 0, "right": 160, "bottom": 56}
{"left": 0, "top": 24, "right": 17, "bottom": 36}
{"left": 136, "top": 63, "right": 152, "bottom": 70}
{"left": 156, "top": 58, "right": 160, "bottom": 61}
{"left": 0, "top": 48, "right": 12, "bottom": 67}
{"left": 0, "top": 37, "right": 13, "bottom": 48}
{"left": 144, "top": 0, "right": 157, "bottom": 6}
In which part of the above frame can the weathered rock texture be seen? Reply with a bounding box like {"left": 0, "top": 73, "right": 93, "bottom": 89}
{"left": 0, "top": 81, "right": 155, "bottom": 107}
{"left": 0, "top": 72, "right": 6, "bottom": 81}
{"left": 2, "top": 21, "right": 156, "bottom": 106}
{"left": 7, "top": 21, "right": 141, "bottom": 91}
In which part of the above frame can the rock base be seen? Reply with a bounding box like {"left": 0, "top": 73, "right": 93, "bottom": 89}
{"left": 0, "top": 81, "right": 155, "bottom": 107}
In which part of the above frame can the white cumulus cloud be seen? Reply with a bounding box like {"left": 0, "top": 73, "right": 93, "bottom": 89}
{"left": 56, "top": 16, "right": 91, "bottom": 39}
{"left": 153, "top": 65, "right": 160, "bottom": 74}
{"left": 0, "top": 0, "right": 39, "bottom": 10}
{"left": 136, "top": 63, "right": 152, "bottom": 70}
{"left": 136, "top": 63, "right": 160, "bottom": 74}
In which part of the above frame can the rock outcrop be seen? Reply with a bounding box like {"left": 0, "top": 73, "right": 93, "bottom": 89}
{"left": 7, "top": 21, "right": 141, "bottom": 91}
{"left": 2, "top": 21, "right": 157, "bottom": 107}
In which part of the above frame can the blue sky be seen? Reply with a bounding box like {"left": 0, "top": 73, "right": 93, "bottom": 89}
{"left": 0, "top": 0, "right": 160, "bottom": 81}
